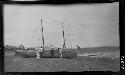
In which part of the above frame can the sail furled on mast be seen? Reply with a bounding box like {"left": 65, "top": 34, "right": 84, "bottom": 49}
{"left": 41, "top": 18, "right": 44, "bottom": 52}
{"left": 62, "top": 22, "right": 66, "bottom": 49}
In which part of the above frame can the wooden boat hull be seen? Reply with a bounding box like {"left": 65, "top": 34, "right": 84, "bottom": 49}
{"left": 15, "top": 50, "right": 77, "bottom": 58}
{"left": 40, "top": 50, "right": 77, "bottom": 58}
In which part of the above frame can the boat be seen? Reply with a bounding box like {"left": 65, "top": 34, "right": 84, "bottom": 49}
{"left": 15, "top": 18, "right": 78, "bottom": 58}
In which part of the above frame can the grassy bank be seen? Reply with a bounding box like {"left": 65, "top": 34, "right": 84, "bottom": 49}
{"left": 4, "top": 55, "right": 120, "bottom": 72}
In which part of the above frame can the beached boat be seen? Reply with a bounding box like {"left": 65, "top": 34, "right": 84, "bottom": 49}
{"left": 15, "top": 19, "right": 78, "bottom": 58}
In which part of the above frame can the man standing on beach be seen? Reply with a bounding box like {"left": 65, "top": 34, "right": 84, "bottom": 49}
{"left": 50, "top": 45, "right": 54, "bottom": 56}
{"left": 36, "top": 50, "right": 40, "bottom": 58}
{"left": 59, "top": 48, "right": 62, "bottom": 59}
{"left": 36, "top": 46, "right": 43, "bottom": 58}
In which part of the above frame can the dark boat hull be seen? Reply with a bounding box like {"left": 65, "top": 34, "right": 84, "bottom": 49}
{"left": 40, "top": 50, "right": 77, "bottom": 58}
{"left": 15, "top": 50, "right": 77, "bottom": 58}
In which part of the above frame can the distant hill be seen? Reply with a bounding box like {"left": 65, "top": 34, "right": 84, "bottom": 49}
{"left": 77, "top": 46, "right": 119, "bottom": 54}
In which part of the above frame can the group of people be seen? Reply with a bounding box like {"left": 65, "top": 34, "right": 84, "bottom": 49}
{"left": 51, "top": 45, "right": 63, "bottom": 58}
{"left": 36, "top": 44, "right": 80, "bottom": 59}
{"left": 35, "top": 45, "right": 63, "bottom": 59}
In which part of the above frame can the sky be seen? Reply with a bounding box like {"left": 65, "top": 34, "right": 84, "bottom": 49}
{"left": 4, "top": 2, "right": 119, "bottom": 48}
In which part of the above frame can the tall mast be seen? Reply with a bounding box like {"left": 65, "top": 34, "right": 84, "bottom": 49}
{"left": 62, "top": 22, "right": 66, "bottom": 49}
{"left": 40, "top": 18, "right": 45, "bottom": 53}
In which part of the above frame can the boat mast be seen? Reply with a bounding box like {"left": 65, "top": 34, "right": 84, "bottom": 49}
{"left": 61, "top": 22, "right": 66, "bottom": 49}
{"left": 40, "top": 18, "right": 45, "bottom": 53}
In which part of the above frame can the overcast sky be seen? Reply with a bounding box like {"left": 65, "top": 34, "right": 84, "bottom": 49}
{"left": 4, "top": 2, "right": 119, "bottom": 48}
